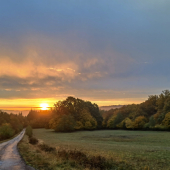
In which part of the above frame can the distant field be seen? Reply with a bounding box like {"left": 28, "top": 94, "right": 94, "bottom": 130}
{"left": 33, "top": 129, "right": 170, "bottom": 170}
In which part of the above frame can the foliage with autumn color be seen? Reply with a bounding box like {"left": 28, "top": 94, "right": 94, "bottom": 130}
{"left": 27, "top": 90, "right": 170, "bottom": 132}
{"left": 102, "top": 90, "right": 170, "bottom": 131}
{"left": 0, "top": 111, "right": 27, "bottom": 140}
{"left": 27, "top": 97, "right": 102, "bottom": 132}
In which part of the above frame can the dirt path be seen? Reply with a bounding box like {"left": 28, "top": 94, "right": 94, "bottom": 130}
{"left": 0, "top": 129, "right": 34, "bottom": 170}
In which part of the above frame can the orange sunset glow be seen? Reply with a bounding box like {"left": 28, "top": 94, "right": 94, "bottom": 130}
{"left": 40, "top": 103, "right": 49, "bottom": 110}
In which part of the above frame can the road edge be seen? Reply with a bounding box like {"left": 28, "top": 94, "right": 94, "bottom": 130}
{"left": 17, "top": 129, "right": 36, "bottom": 170}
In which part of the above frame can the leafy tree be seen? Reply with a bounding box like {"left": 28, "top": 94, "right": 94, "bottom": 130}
{"left": 74, "top": 121, "right": 84, "bottom": 130}
{"left": 54, "top": 114, "right": 75, "bottom": 132}
{"left": 84, "top": 121, "right": 94, "bottom": 130}
{"left": 80, "top": 109, "right": 97, "bottom": 130}
{"left": 134, "top": 116, "right": 147, "bottom": 129}
{"left": 102, "top": 109, "right": 116, "bottom": 128}
{"left": 107, "top": 113, "right": 123, "bottom": 129}
{"left": 27, "top": 110, "right": 55, "bottom": 128}
{"left": 0, "top": 117, "right": 6, "bottom": 126}
{"left": 26, "top": 125, "right": 33, "bottom": 138}
{"left": 157, "top": 90, "right": 170, "bottom": 112}
{"left": 162, "top": 112, "right": 170, "bottom": 128}
{"left": 53, "top": 97, "right": 101, "bottom": 130}
{"left": 0, "top": 111, "right": 26, "bottom": 141}
{"left": 0, "top": 123, "right": 15, "bottom": 140}
{"left": 157, "top": 112, "right": 166, "bottom": 124}
{"left": 117, "top": 118, "right": 134, "bottom": 129}
{"left": 148, "top": 116, "right": 156, "bottom": 127}
{"left": 163, "top": 98, "right": 170, "bottom": 113}
{"left": 125, "top": 118, "right": 134, "bottom": 129}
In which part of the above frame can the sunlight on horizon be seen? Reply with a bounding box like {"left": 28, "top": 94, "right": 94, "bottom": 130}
{"left": 0, "top": 97, "right": 144, "bottom": 110}
{"left": 40, "top": 103, "right": 49, "bottom": 110}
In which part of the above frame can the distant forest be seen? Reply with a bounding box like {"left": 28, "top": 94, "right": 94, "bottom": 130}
{"left": 27, "top": 90, "right": 170, "bottom": 132}
{"left": 0, "top": 112, "right": 27, "bottom": 141}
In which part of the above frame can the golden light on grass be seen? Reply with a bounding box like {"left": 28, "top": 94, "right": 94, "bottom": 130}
{"left": 40, "top": 103, "right": 49, "bottom": 110}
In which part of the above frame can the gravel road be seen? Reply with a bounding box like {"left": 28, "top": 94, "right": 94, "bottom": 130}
{"left": 0, "top": 129, "right": 35, "bottom": 170}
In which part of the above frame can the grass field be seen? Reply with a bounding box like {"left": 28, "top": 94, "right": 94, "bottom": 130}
{"left": 19, "top": 129, "right": 170, "bottom": 170}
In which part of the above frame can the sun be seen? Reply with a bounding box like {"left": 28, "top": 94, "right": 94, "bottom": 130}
{"left": 40, "top": 103, "right": 49, "bottom": 110}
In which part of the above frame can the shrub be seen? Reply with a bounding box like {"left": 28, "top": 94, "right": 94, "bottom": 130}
{"left": 0, "top": 123, "right": 15, "bottom": 140}
{"left": 154, "top": 125, "right": 169, "bottom": 131}
{"left": 38, "top": 143, "right": 56, "bottom": 152}
{"left": 56, "top": 148, "right": 132, "bottom": 170}
{"left": 143, "top": 123, "right": 150, "bottom": 130}
{"left": 26, "top": 125, "right": 33, "bottom": 138}
{"left": 29, "top": 137, "right": 38, "bottom": 145}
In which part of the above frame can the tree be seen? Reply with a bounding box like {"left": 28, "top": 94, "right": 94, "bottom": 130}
{"left": 54, "top": 114, "right": 75, "bottom": 132}
{"left": 0, "top": 123, "right": 14, "bottom": 140}
{"left": 163, "top": 98, "right": 170, "bottom": 113}
{"left": 80, "top": 109, "right": 97, "bottom": 130}
{"left": 74, "top": 121, "right": 84, "bottom": 130}
{"left": 148, "top": 116, "right": 156, "bottom": 127}
{"left": 53, "top": 97, "right": 101, "bottom": 129}
{"left": 125, "top": 118, "right": 134, "bottom": 129}
{"left": 117, "top": 118, "right": 134, "bottom": 129}
{"left": 26, "top": 125, "right": 33, "bottom": 138}
{"left": 107, "top": 113, "right": 123, "bottom": 129}
{"left": 134, "top": 116, "right": 147, "bottom": 129}
{"left": 162, "top": 112, "right": 170, "bottom": 128}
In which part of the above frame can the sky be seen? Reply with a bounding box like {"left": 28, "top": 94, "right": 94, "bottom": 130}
{"left": 0, "top": 0, "right": 170, "bottom": 111}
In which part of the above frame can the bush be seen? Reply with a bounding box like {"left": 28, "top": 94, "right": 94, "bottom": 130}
{"left": 38, "top": 143, "right": 56, "bottom": 152}
{"left": 29, "top": 137, "right": 38, "bottom": 145}
{"left": 0, "top": 123, "right": 15, "bottom": 140}
{"left": 56, "top": 148, "right": 132, "bottom": 170}
{"left": 26, "top": 125, "right": 33, "bottom": 138}
{"left": 153, "top": 125, "right": 169, "bottom": 131}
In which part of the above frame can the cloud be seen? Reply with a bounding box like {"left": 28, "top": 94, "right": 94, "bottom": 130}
{"left": 1, "top": 1, "right": 170, "bottom": 106}
{"left": 0, "top": 33, "right": 168, "bottom": 103}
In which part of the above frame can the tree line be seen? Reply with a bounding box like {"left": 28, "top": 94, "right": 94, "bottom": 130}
{"left": 0, "top": 111, "right": 27, "bottom": 140}
{"left": 1, "top": 90, "right": 169, "bottom": 140}
{"left": 27, "top": 96, "right": 103, "bottom": 132}
{"left": 27, "top": 90, "right": 170, "bottom": 132}
{"left": 103, "top": 90, "right": 170, "bottom": 130}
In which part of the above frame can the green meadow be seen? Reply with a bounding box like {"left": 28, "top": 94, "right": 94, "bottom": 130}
{"left": 19, "top": 129, "right": 170, "bottom": 170}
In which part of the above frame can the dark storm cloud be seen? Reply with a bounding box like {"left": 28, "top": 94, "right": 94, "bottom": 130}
{"left": 0, "top": 0, "right": 170, "bottom": 103}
